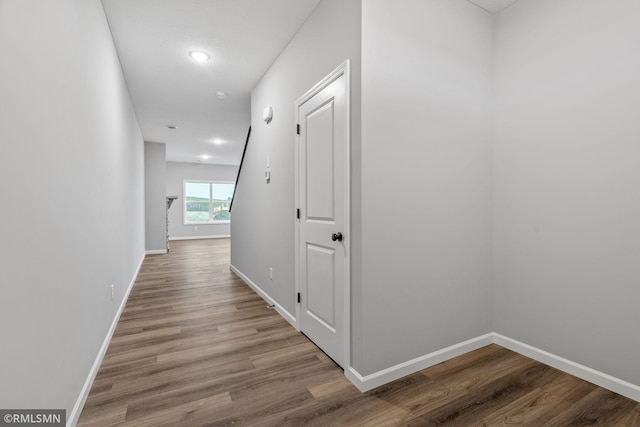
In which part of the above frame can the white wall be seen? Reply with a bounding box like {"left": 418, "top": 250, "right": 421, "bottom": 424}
{"left": 231, "top": 0, "right": 361, "bottom": 316}
{"left": 357, "top": 0, "right": 494, "bottom": 375}
{"left": 145, "top": 142, "right": 167, "bottom": 252}
{"left": 493, "top": 0, "right": 640, "bottom": 386}
{"left": 166, "top": 161, "right": 238, "bottom": 239}
{"left": 0, "top": 0, "right": 145, "bottom": 419}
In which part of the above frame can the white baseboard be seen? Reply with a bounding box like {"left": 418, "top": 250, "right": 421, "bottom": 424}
{"left": 145, "top": 249, "right": 167, "bottom": 255}
{"left": 67, "top": 253, "right": 145, "bottom": 427}
{"left": 345, "top": 332, "right": 640, "bottom": 400}
{"left": 72, "top": 251, "right": 639, "bottom": 406}
{"left": 229, "top": 264, "right": 297, "bottom": 329}
{"left": 493, "top": 333, "right": 640, "bottom": 402}
{"left": 64, "top": 252, "right": 640, "bottom": 413}
{"left": 169, "top": 235, "right": 230, "bottom": 241}
{"left": 346, "top": 334, "right": 495, "bottom": 392}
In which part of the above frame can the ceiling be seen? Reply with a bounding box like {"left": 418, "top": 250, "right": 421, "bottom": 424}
{"left": 102, "top": 0, "right": 517, "bottom": 166}
{"left": 101, "top": 0, "right": 322, "bottom": 165}
{"left": 466, "top": 0, "right": 519, "bottom": 14}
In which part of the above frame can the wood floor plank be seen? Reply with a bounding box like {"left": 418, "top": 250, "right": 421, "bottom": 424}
{"left": 476, "top": 388, "right": 570, "bottom": 426}
{"left": 77, "top": 238, "right": 640, "bottom": 426}
{"left": 124, "top": 392, "right": 233, "bottom": 427}
{"left": 407, "top": 363, "right": 562, "bottom": 426}
{"left": 308, "top": 376, "right": 355, "bottom": 399}
{"left": 543, "top": 387, "right": 639, "bottom": 426}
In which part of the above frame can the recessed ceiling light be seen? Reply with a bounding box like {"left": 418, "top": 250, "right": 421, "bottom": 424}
{"left": 200, "top": 154, "right": 211, "bottom": 160}
{"left": 216, "top": 91, "right": 226, "bottom": 99}
{"left": 189, "top": 50, "right": 210, "bottom": 63}
{"left": 166, "top": 125, "right": 177, "bottom": 130}
{"left": 212, "top": 138, "right": 225, "bottom": 145}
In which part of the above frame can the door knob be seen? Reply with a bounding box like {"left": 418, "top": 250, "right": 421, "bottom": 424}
{"left": 331, "top": 232, "right": 343, "bottom": 242}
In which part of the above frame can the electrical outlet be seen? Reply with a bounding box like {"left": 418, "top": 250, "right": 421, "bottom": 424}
{"left": 269, "top": 267, "right": 273, "bottom": 280}
{"left": 110, "top": 284, "right": 115, "bottom": 301}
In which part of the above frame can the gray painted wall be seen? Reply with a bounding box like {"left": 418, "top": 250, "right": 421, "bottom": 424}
{"left": 357, "top": 0, "right": 493, "bottom": 375}
{"left": 0, "top": 0, "right": 145, "bottom": 417}
{"left": 231, "top": 0, "right": 362, "bottom": 317}
{"left": 166, "top": 161, "right": 238, "bottom": 239}
{"left": 145, "top": 142, "right": 167, "bottom": 252}
{"left": 231, "top": 0, "right": 492, "bottom": 378}
{"left": 5, "top": 0, "right": 628, "bottom": 414}
{"left": 493, "top": 0, "right": 640, "bottom": 386}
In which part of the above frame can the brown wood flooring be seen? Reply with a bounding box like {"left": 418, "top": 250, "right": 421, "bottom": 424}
{"left": 78, "top": 238, "right": 640, "bottom": 426}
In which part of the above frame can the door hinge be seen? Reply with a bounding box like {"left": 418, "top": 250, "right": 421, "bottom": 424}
{"left": 296, "top": 208, "right": 300, "bottom": 219}
{"left": 297, "top": 292, "right": 301, "bottom": 303}
{"left": 296, "top": 124, "right": 300, "bottom": 135}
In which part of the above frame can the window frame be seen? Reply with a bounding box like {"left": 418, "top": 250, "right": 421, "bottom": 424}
{"left": 183, "top": 179, "right": 234, "bottom": 225}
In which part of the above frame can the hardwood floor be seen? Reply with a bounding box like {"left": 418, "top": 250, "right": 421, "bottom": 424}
{"left": 78, "top": 239, "right": 640, "bottom": 426}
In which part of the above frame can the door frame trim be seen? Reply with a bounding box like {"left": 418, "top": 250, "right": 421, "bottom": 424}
{"left": 294, "top": 60, "right": 351, "bottom": 368}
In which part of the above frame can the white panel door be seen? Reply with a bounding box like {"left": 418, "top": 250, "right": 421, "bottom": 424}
{"left": 297, "top": 71, "right": 347, "bottom": 368}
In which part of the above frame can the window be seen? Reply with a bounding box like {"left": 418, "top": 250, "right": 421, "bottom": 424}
{"left": 184, "top": 180, "right": 235, "bottom": 224}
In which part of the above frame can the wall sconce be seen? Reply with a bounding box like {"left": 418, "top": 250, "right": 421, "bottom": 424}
{"left": 263, "top": 105, "right": 273, "bottom": 124}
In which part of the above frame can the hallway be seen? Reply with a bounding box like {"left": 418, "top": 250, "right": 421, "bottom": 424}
{"left": 78, "top": 238, "right": 355, "bottom": 426}
{"left": 78, "top": 239, "right": 639, "bottom": 426}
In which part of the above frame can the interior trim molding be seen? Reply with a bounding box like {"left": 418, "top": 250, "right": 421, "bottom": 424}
{"left": 345, "top": 333, "right": 640, "bottom": 400}
{"left": 346, "top": 334, "right": 495, "bottom": 392}
{"left": 74, "top": 255, "right": 640, "bottom": 409}
{"left": 145, "top": 249, "right": 167, "bottom": 255}
{"left": 67, "top": 253, "right": 146, "bottom": 427}
{"left": 493, "top": 333, "right": 640, "bottom": 403}
{"left": 229, "top": 264, "right": 297, "bottom": 329}
{"left": 169, "top": 235, "right": 230, "bottom": 241}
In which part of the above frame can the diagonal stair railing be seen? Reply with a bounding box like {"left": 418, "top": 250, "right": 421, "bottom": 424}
{"left": 229, "top": 126, "right": 251, "bottom": 213}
